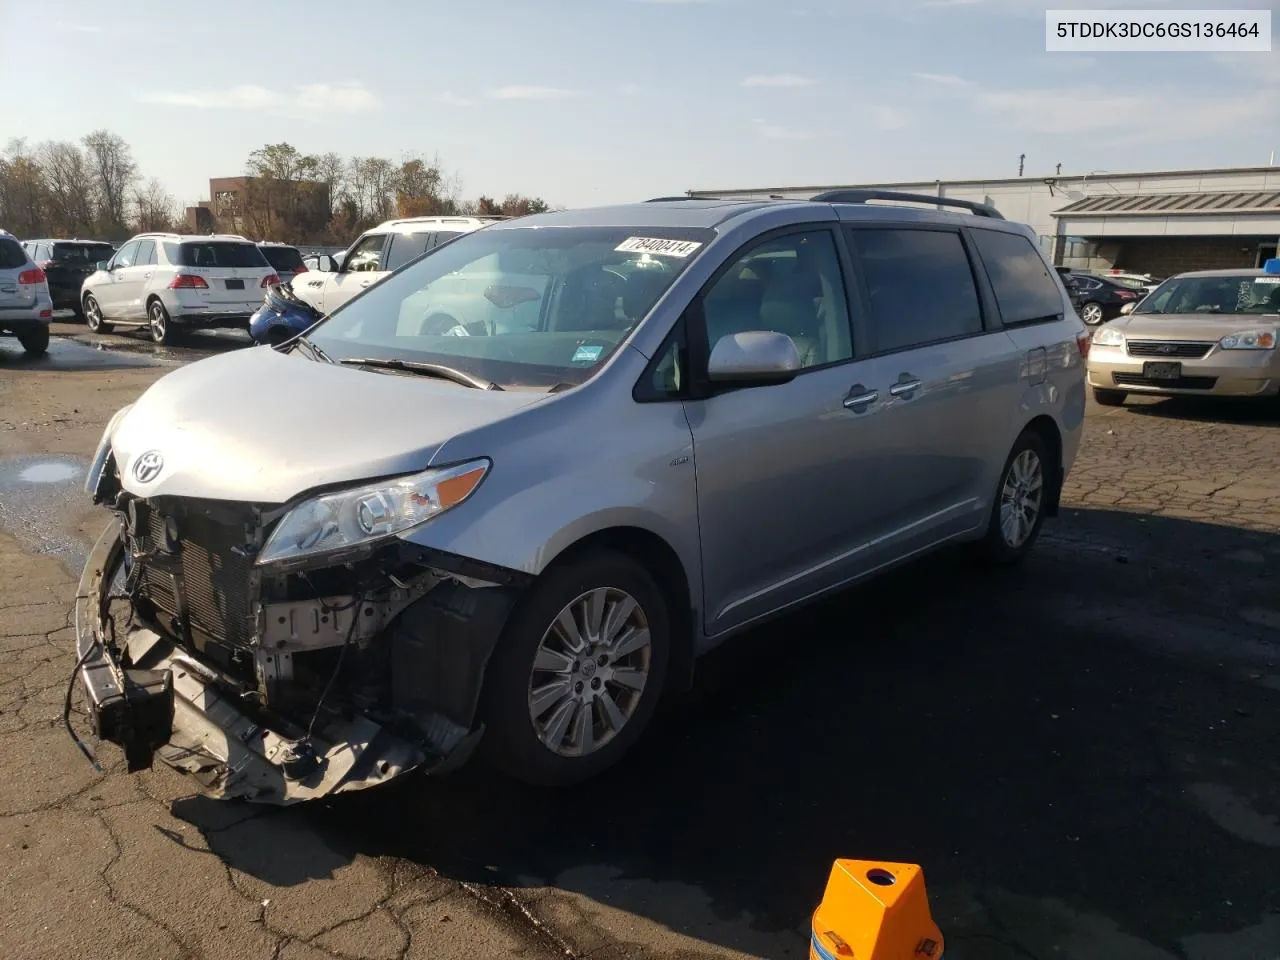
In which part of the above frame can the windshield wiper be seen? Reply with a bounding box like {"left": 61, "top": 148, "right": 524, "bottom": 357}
{"left": 338, "top": 357, "right": 502, "bottom": 391}
{"left": 290, "top": 333, "right": 334, "bottom": 364}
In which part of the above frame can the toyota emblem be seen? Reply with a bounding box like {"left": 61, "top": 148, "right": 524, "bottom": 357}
{"left": 132, "top": 450, "right": 165, "bottom": 484}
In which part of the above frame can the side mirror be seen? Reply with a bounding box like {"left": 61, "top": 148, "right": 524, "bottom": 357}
{"left": 1120, "top": 302, "right": 1136, "bottom": 315}
{"left": 707, "top": 331, "right": 801, "bottom": 385}
{"left": 96, "top": 261, "right": 110, "bottom": 272}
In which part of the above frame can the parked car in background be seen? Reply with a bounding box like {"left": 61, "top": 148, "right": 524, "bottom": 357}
{"left": 258, "top": 242, "right": 308, "bottom": 286}
{"left": 81, "top": 233, "right": 278, "bottom": 345}
{"left": 0, "top": 229, "right": 54, "bottom": 356}
{"left": 1056, "top": 266, "right": 1086, "bottom": 315}
{"left": 290, "top": 216, "right": 503, "bottom": 314}
{"left": 1066, "top": 272, "right": 1142, "bottom": 325}
{"left": 76, "top": 192, "right": 1087, "bottom": 802}
{"left": 20, "top": 238, "right": 115, "bottom": 317}
{"left": 1100, "top": 270, "right": 1163, "bottom": 297}
{"left": 1088, "top": 262, "right": 1280, "bottom": 405}
{"left": 247, "top": 281, "right": 323, "bottom": 345}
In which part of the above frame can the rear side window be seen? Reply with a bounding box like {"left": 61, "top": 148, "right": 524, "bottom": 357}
{"left": 52, "top": 242, "right": 115, "bottom": 263}
{"left": 434, "top": 230, "right": 463, "bottom": 246}
{"left": 0, "top": 237, "right": 27, "bottom": 268}
{"left": 260, "top": 246, "right": 305, "bottom": 272}
{"left": 384, "top": 232, "right": 434, "bottom": 271}
{"left": 972, "top": 230, "right": 1065, "bottom": 326}
{"left": 177, "top": 242, "right": 269, "bottom": 268}
{"left": 849, "top": 228, "right": 983, "bottom": 354}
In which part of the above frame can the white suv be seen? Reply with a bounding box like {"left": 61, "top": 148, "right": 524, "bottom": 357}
{"left": 81, "top": 233, "right": 278, "bottom": 344}
{"left": 291, "top": 216, "right": 502, "bottom": 314}
{"left": 0, "top": 228, "right": 54, "bottom": 357}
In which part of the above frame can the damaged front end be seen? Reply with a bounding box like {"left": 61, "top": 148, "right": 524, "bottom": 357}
{"left": 74, "top": 455, "right": 528, "bottom": 804}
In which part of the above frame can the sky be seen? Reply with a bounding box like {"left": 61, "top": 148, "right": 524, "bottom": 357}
{"left": 2, "top": 0, "right": 1278, "bottom": 210}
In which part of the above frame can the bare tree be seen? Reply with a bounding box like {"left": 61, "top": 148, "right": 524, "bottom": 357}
{"left": 132, "top": 178, "right": 178, "bottom": 233}
{"left": 315, "top": 151, "right": 347, "bottom": 213}
{"left": 82, "top": 129, "right": 137, "bottom": 238}
{"left": 348, "top": 156, "right": 397, "bottom": 224}
{"left": 0, "top": 139, "right": 48, "bottom": 238}
{"left": 38, "top": 140, "right": 96, "bottom": 236}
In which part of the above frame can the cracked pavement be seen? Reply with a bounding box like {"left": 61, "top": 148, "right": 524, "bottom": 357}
{"left": 1, "top": 336, "right": 1278, "bottom": 960}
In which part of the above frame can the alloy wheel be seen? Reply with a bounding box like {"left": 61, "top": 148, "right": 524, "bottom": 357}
{"left": 528, "top": 587, "right": 652, "bottom": 758}
{"left": 85, "top": 297, "right": 103, "bottom": 331}
{"left": 999, "top": 448, "right": 1044, "bottom": 549}
{"left": 1081, "top": 302, "right": 1104, "bottom": 325}
{"left": 149, "top": 303, "right": 167, "bottom": 343}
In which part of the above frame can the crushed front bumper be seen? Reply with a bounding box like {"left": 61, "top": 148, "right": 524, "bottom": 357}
{"left": 73, "top": 519, "right": 483, "bottom": 804}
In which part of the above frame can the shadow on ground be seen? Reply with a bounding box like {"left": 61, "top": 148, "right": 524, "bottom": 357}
{"left": 174, "top": 508, "right": 1280, "bottom": 958}
{"left": 1118, "top": 394, "right": 1280, "bottom": 427}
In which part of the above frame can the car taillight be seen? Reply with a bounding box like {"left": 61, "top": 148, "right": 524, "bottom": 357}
{"left": 292, "top": 265, "right": 307, "bottom": 273}
{"left": 168, "top": 274, "right": 209, "bottom": 289}
{"left": 17, "top": 268, "right": 45, "bottom": 284}
{"left": 261, "top": 273, "right": 280, "bottom": 287}
{"left": 1076, "top": 331, "right": 1091, "bottom": 359}
{"left": 1116, "top": 290, "right": 1137, "bottom": 299}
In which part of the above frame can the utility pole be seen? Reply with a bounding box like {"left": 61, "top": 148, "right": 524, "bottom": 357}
{"left": 1056, "top": 162, "right": 1063, "bottom": 175}
{"left": 1018, "top": 153, "right": 1026, "bottom": 177}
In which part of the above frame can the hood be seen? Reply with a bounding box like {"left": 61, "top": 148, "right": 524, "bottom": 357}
{"left": 1110, "top": 311, "right": 1280, "bottom": 341}
{"left": 110, "top": 347, "right": 544, "bottom": 503}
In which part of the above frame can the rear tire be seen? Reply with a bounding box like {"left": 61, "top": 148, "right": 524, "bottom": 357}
{"left": 978, "top": 430, "right": 1049, "bottom": 566}
{"left": 148, "top": 299, "right": 178, "bottom": 345}
{"left": 17, "top": 326, "right": 50, "bottom": 357}
{"left": 1093, "top": 388, "right": 1127, "bottom": 407}
{"left": 83, "top": 294, "right": 113, "bottom": 334}
{"left": 480, "top": 549, "right": 670, "bottom": 786}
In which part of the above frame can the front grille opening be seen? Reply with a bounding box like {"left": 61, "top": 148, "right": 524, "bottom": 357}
{"left": 1126, "top": 340, "right": 1214, "bottom": 360}
{"left": 1113, "top": 373, "right": 1218, "bottom": 390}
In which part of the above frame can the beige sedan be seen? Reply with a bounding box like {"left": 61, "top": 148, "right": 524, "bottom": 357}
{"left": 1086, "top": 267, "right": 1280, "bottom": 405}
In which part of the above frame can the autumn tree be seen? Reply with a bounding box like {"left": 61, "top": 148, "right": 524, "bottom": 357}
{"left": 499, "top": 194, "right": 550, "bottom": 217}
{"left": 37, "top": 140, "right": 96, "bottom": 236}
{"left": 0, "top": 140, "right": 49, "bottom": 238}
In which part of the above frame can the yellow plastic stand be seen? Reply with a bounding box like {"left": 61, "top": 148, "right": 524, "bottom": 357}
{"left": 809, "top": 860, "right": 945, "bottom": 959}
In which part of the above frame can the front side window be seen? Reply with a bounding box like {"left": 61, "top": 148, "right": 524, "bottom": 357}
{"left": 1137, "top": 275, "right": 1280, "bottom": 316}
{"left": 344, "top": 235, "right": 387, "bottom": 273}
{"left": 852, "top": 228, "right": 983, "bottom": 353}
{"left": 700, "top": 230, "right": 853, "bottom": 369}
{"left": 111, "top": 241, "right": 140, "bottom": 269}
{"left": 310, "top": 225, "right": 713, "bottom": 389}
{"left": 177, "top": 242, "right": 269, "bottom": 268}
{"left": 971, "top": 229, "right": 1064, "bottom": 326}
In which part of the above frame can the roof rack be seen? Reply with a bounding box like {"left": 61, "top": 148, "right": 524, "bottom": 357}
{"left": 811, "top": 189, "right": 1004, "bottom": 219}
{"left": 645, "top": 196, "right": 699, "bottom": 202}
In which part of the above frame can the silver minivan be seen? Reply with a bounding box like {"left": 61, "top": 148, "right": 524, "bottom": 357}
{"left": 75, "top": 194, "right": 1088, "bottom": 803}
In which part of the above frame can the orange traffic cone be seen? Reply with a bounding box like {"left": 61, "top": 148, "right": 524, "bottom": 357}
{"left": 809, "top": 860, "right": 944, "bottom": 959}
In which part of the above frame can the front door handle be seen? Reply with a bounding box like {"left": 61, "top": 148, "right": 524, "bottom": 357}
{"left": 843, "top": 386, "right": 879, "bottom": 411}
{"left": 889, "top": 378, "right": 923, "bottom": 398}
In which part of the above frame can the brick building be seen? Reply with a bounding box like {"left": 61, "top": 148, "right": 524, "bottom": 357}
{"left": 687, "top": 165, "right": 1280, "bottom": 278}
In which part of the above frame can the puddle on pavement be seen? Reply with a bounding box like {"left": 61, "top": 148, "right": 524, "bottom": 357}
{"left": 0, "top": 337, "right": 167, "bottom": 369}
{"left": 0, "top": 455, "right": 92, "bottom": 574}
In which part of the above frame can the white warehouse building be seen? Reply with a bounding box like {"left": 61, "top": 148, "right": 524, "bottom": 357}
{"left": 687, "top": 165, "right": 1280, "bottom": 278}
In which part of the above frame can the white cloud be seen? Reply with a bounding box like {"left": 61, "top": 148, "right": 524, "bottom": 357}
{"left": 911, "top": 71, "right": 972, "bottom": 86}
{"left": 486, "top": 85, "right": 576, "bottom": 100}
{"left": 741, "top": 74, "right": 816, "bottom": 88}
{"left": 435, "top": 91, "right": 475, "bottom": 107}
{"left": 750, "top": 119, "right": 815, "bottom": 140}
{"left": 870, "top": 106, "right": 910, "bottom": 130}
{"left": 140, "top": 82, "right": 380, "bottom": 117}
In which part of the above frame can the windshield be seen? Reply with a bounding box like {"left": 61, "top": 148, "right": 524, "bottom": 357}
{"left": 308, "top": 225, "right": 713, "bottom": 389}
{"left": 52, "top": 242, "right": 114, "bottom": 263}
{"left": 261, "top": 246, "right": 305, "bottom": 271}
{"left": 1135, "top": 274, "right": 1280, "bottom": 316}
{"left": 171, "top": 241, "right": 269, "bottom": 268}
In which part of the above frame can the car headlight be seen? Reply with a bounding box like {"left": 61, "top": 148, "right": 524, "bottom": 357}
{"left": 1219, "top": 330, "right": 1276, "bottom": 350}
{"left": 1092, "top": 327, "right": 1125, "bottom": 347}
{"left": 256, "top": 458, "right": 490, "bottom": 565}
{"left": 84, "top": 403, "right": 134, "bottom": 497}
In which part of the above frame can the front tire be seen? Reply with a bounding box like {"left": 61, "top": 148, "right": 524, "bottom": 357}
{"left": 1080, "top": 301, "right": 1105, "bottom": 325}
{"left": 17, "top": 326, "right": 50, "bottom": 357}
{"left": 1093, "top": 388, "right": 1127, "bottom": 407}
{"left": 148, "top": 299, "right": 177, "bottom": 345}
{"left": 979, "top": 430, "right": 1049, "bottom": 566}
{"left": 83, "top": 294, "right": 113, "bottom": 334}
{"left": 480, "top": 550, "right": 670, "bottom": 786}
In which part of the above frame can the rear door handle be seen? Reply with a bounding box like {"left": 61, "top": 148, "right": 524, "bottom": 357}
{"left": 889, "top": 378, "right": 922, "bottom": 398}
{"left": 843, "top": 386, "right": 879, "bottom": 411}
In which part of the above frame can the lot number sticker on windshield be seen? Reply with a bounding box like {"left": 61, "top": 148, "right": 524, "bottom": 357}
{"left": 615, "top": 237, "right": 703, "bottom": 258}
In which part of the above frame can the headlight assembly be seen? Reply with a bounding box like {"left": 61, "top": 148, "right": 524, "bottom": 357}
{"left": 1219, "top": 330, "right": 1276, "bottom": 350}
{"left": 257, "top": 458, "right": 491, "bottom": 565}
{"left": 1092, "top": 326, "right": 1125, "bottom": 347}
{"left": 84, "top": 403, "right": 133, "bottom": 497}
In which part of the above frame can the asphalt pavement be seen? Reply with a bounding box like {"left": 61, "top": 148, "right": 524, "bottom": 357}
{"left": 1, "top": 327, "right": 1277, "bottom": 960}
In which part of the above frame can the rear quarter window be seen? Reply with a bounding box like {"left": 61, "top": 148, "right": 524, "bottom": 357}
{"left": 178, "top": 242, "right": 270, "bottom": 268}
{"left": 971, "top": 229, "right": 1066, "bottom": 326}
{"left": 0, "top": 238, "right": 28, "bottom": 268}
